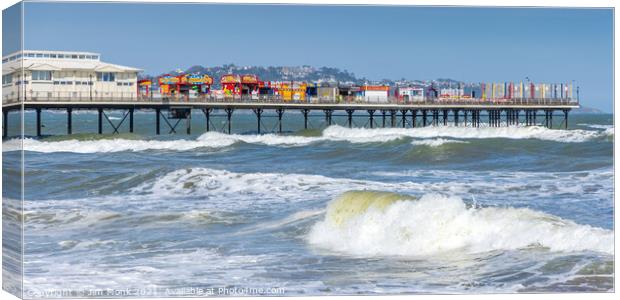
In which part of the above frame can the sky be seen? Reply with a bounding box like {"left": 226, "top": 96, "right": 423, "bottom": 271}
{"left": 5, "top": 2, "right": 615, "bottom": 111}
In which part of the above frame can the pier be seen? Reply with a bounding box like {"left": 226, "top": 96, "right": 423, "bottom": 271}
{"left": 1, "top": 97, "right": 579, "bottom": 137}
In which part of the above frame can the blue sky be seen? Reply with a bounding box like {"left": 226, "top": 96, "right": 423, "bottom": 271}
{"left": 10, "top": 2, "right": 616, "bottom": 111}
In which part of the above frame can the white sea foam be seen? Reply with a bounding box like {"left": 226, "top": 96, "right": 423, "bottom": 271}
{"left": 3, "top": 124, "right": 609, "bottom": 153}
{"left": 322, "top": 125, "right": 606, "bottom": 143}
{"left": 308, "top": 193, "right": 613, "bottom": 257}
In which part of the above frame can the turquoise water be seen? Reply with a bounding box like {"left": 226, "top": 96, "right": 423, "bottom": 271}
{"left": 2, "top": 110, "right": 614, "bottom": 296}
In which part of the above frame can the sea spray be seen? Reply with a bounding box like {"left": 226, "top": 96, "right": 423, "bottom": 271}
{"left": 308, "top": 192, "right": 613, "bottom": 257}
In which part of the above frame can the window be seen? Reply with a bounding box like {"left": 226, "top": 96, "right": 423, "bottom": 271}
{"left": 2, "top": 74, "right": 12, "bottom": 85}
{"left": 2, "top": 59, "right": 8, "bottom": 63}
{"left": 79, "top": 55, "right": 85, "bottom": 59}
{"left": 92, "top": 55, "right": 99, "bottom": 60}
{"left": 36, "top": 53, "right": 43, "bottom": 58}
{"left": 26, "top": 53, "right": 35, "bottom": 58}
{"left": 57, "top": 54, "right": 65, "bottom": 59}
{"left": 32, "top": 71, "right": 52, "bottom": 81}
{"left": 43, "top": 54, "right": 50, "bottom": 58}
{"left": 9, "top": 56, "right": 16, "bottom": 61}
{"left": 96, "top": 72, "right": 115, "bottom": 82}
{"left": 50, "top": 54, "right": 57, "bottom": 58}
{"left": 71, "top": 55, "right": 78, "bottom": 59}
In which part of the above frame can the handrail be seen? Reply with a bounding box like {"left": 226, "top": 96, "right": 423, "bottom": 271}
{"left": 2, "top": 94, "right": 580, "bottom": 106}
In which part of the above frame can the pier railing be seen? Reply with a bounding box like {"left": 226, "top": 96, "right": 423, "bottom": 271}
{"left": 3, "top": 93, "right": 579, "bottom": 107}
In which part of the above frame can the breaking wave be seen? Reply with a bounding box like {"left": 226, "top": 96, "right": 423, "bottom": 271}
{"left": 307, "top": 191, "right": 613, "bottom": 257}
{"left": 2, "top": 125, "right": 610, "bottom": 153}
{"left": 410, "top": 138, "right": 468, "bottom": 147}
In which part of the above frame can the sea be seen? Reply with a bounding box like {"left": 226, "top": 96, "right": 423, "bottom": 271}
{"left": 1, "top": 109, "right": 614, "bottom": 296}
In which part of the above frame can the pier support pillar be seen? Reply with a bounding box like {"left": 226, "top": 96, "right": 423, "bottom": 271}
{"left": 401, "top": 110, "right": 407, "bottom": 128}
{"left": 346, "top": 109, "right": 354, "bottom": 128}
{"left": 433, "top": 110, "right": 439, "bottom": 126}
{"left": 155, "top": 108, "right": 161, "bottom": 135}
{"left": 36, "top": 108, "right": 42, "bottom": 136}
{"left": 225, "top": 108, "right": 234, "bottom": 134}
{"left": 2, "top": 110, "right": 6, "bottom": 138}
{"left": 186, "top": 110, "right": 191, "bottom": 135}
{"left": 549, "top": 110, "right": 553, "bottom": 129}
{"left": 464, "top": 110, "right": 468, "bottom": 127}
{"left": 367, "top": 110, "right": 375, "bottom": 128}
{"left": 276, "top": 108, "right": 285, "bottom": 133}
{"left": 411, "top": 110, "right": 417, "bottom": 128}
{"left": 563, "top": 109, "right": 569, "bottom": 129}
{"left": 129, "top": 108, "right": 134, "bottom": 133}
{"left": 381, "top": 110, "right": 386, "bottom": 128}
{"left": 324, "top": 109, "right": 333, "bottom": 126}
{"left": 253, "top": 108, "right": 263, "bottom": 134}
{"left": 515, "top": 110, "right": 519, "bottom": 126}
{"left": 390, "top": 110, "right": 397, "bottom": 127}
{"left": 98, "top": 108, "right": 103, "bottom": 134}
{"left": 422, "top": 110, "right": 427, "bottom": 127}
{"left": 67, "top": 108, "right": 73, "bottom": 135}
{"left": 302, "top": 109, "right": 309, "bottom": 130}
{"left": 453, "top": 109, "right": 459, "bottom": 127}
{"left": 443, "top": 110, "right": 448, "bottom": 126}
{"left": 203, "top": 108, "right": 212, "bottom": 132}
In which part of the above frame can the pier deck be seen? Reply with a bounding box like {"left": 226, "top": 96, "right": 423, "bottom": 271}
{"left": 1, "top": 98, "right": 580, "bottom": 137}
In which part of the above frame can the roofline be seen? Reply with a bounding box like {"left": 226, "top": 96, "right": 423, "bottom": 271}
{"left": 3, "top": 50, "right": 101, "bottom": 59}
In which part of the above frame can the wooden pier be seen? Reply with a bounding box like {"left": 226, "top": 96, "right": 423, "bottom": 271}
{"left": 1, "top": 98, "right": 579, "bottom": 137}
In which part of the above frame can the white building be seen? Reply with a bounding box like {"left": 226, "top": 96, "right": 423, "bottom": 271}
{"left": 2, "top": 50, "right": 141, "bottom": 103}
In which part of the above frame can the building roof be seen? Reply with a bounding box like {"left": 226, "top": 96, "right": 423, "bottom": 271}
{"left": 2, "top": 50, "right": 142, "bottom": 75}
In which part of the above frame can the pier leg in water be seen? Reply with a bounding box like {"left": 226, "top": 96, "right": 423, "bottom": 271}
{"left": 422, "top": 110, "right": 427, "bottom": 127}
{"left": 302, "top": 109, "right": 309, "bottom": 130}
{"left": 186, "top": 109, "right": 191, "bottom": 135}
{"left": 36, "top": 108, "right": 42, "bottom": 136}
{"left": 367, "top": 110, "right": 375, "bottom": 128}
{"left": 549, "top": 110, "right": 553, "bottom": 129}
{"left": 563, "top": 109, "right": 569, "bottom": 129}
{"left": 2, "top": 110, "right": 7, "bottom": 138}
{"left": 129, "top": 108, "right": 134, "bottom": 133}
{"left": 400, "top": 109, "right": 407, "bottom": 128}
{"left": 253, "top": 108, "right": 263, "bottom": 134}
{"left": 515, "top": 110, "right": 520, "bottom": 126}
{"left": 98, "top": 108, "right": 103, "bottom": 134}
{"left": 346, "top": 109, "right": 354, "bottom": 128}
{"left": 381, "top": 110, "right": 386, "bottom": 127}
{"left": 202, "top": 108, "right": 212, "bottom": 132}
{"left": 390, "top": 110, "right": 397, "bottom": 127}
{"left": 411, "top": 110, "right": 417, "bottom": 128}
{"left": 463, "top": 110, "right": 468, "bottom": 127}
{"left": 225, "top": 108, "right": 234, "bottom": 134}
{"left": 453, "top": 109, "right": 459, "bottom": 127}
{"left": 155, "top": 108, "right": 161, "bottom": 135}
{"left": 433, "top": 110, "right": 439, "bottom": 126}
{"left": 324, "top": 109, "right": 333, "bottom": 126}
{"left": 443, "top": 109, "right": 448, "bottom": 126}
{"left": 276, "top": 108, "right": 285, "bottom": 133}
{"left": 488, "top": 110, "right": 493, "bottom": 127}
{"left": 67, "top": 108, "right": 72, "bottom": 135}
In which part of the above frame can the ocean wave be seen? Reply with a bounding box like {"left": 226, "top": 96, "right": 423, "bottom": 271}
{"left": 410, "top": 138, "right": 468, "bottom": 147}
{"left": 307, "top": 191, "right": 613, "bottom": 257}
{"left": 3, "top": 124, "right": 610, "bottom": 153}
{"left": 322, "top": 125, "right": 607, "bottom": 143}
